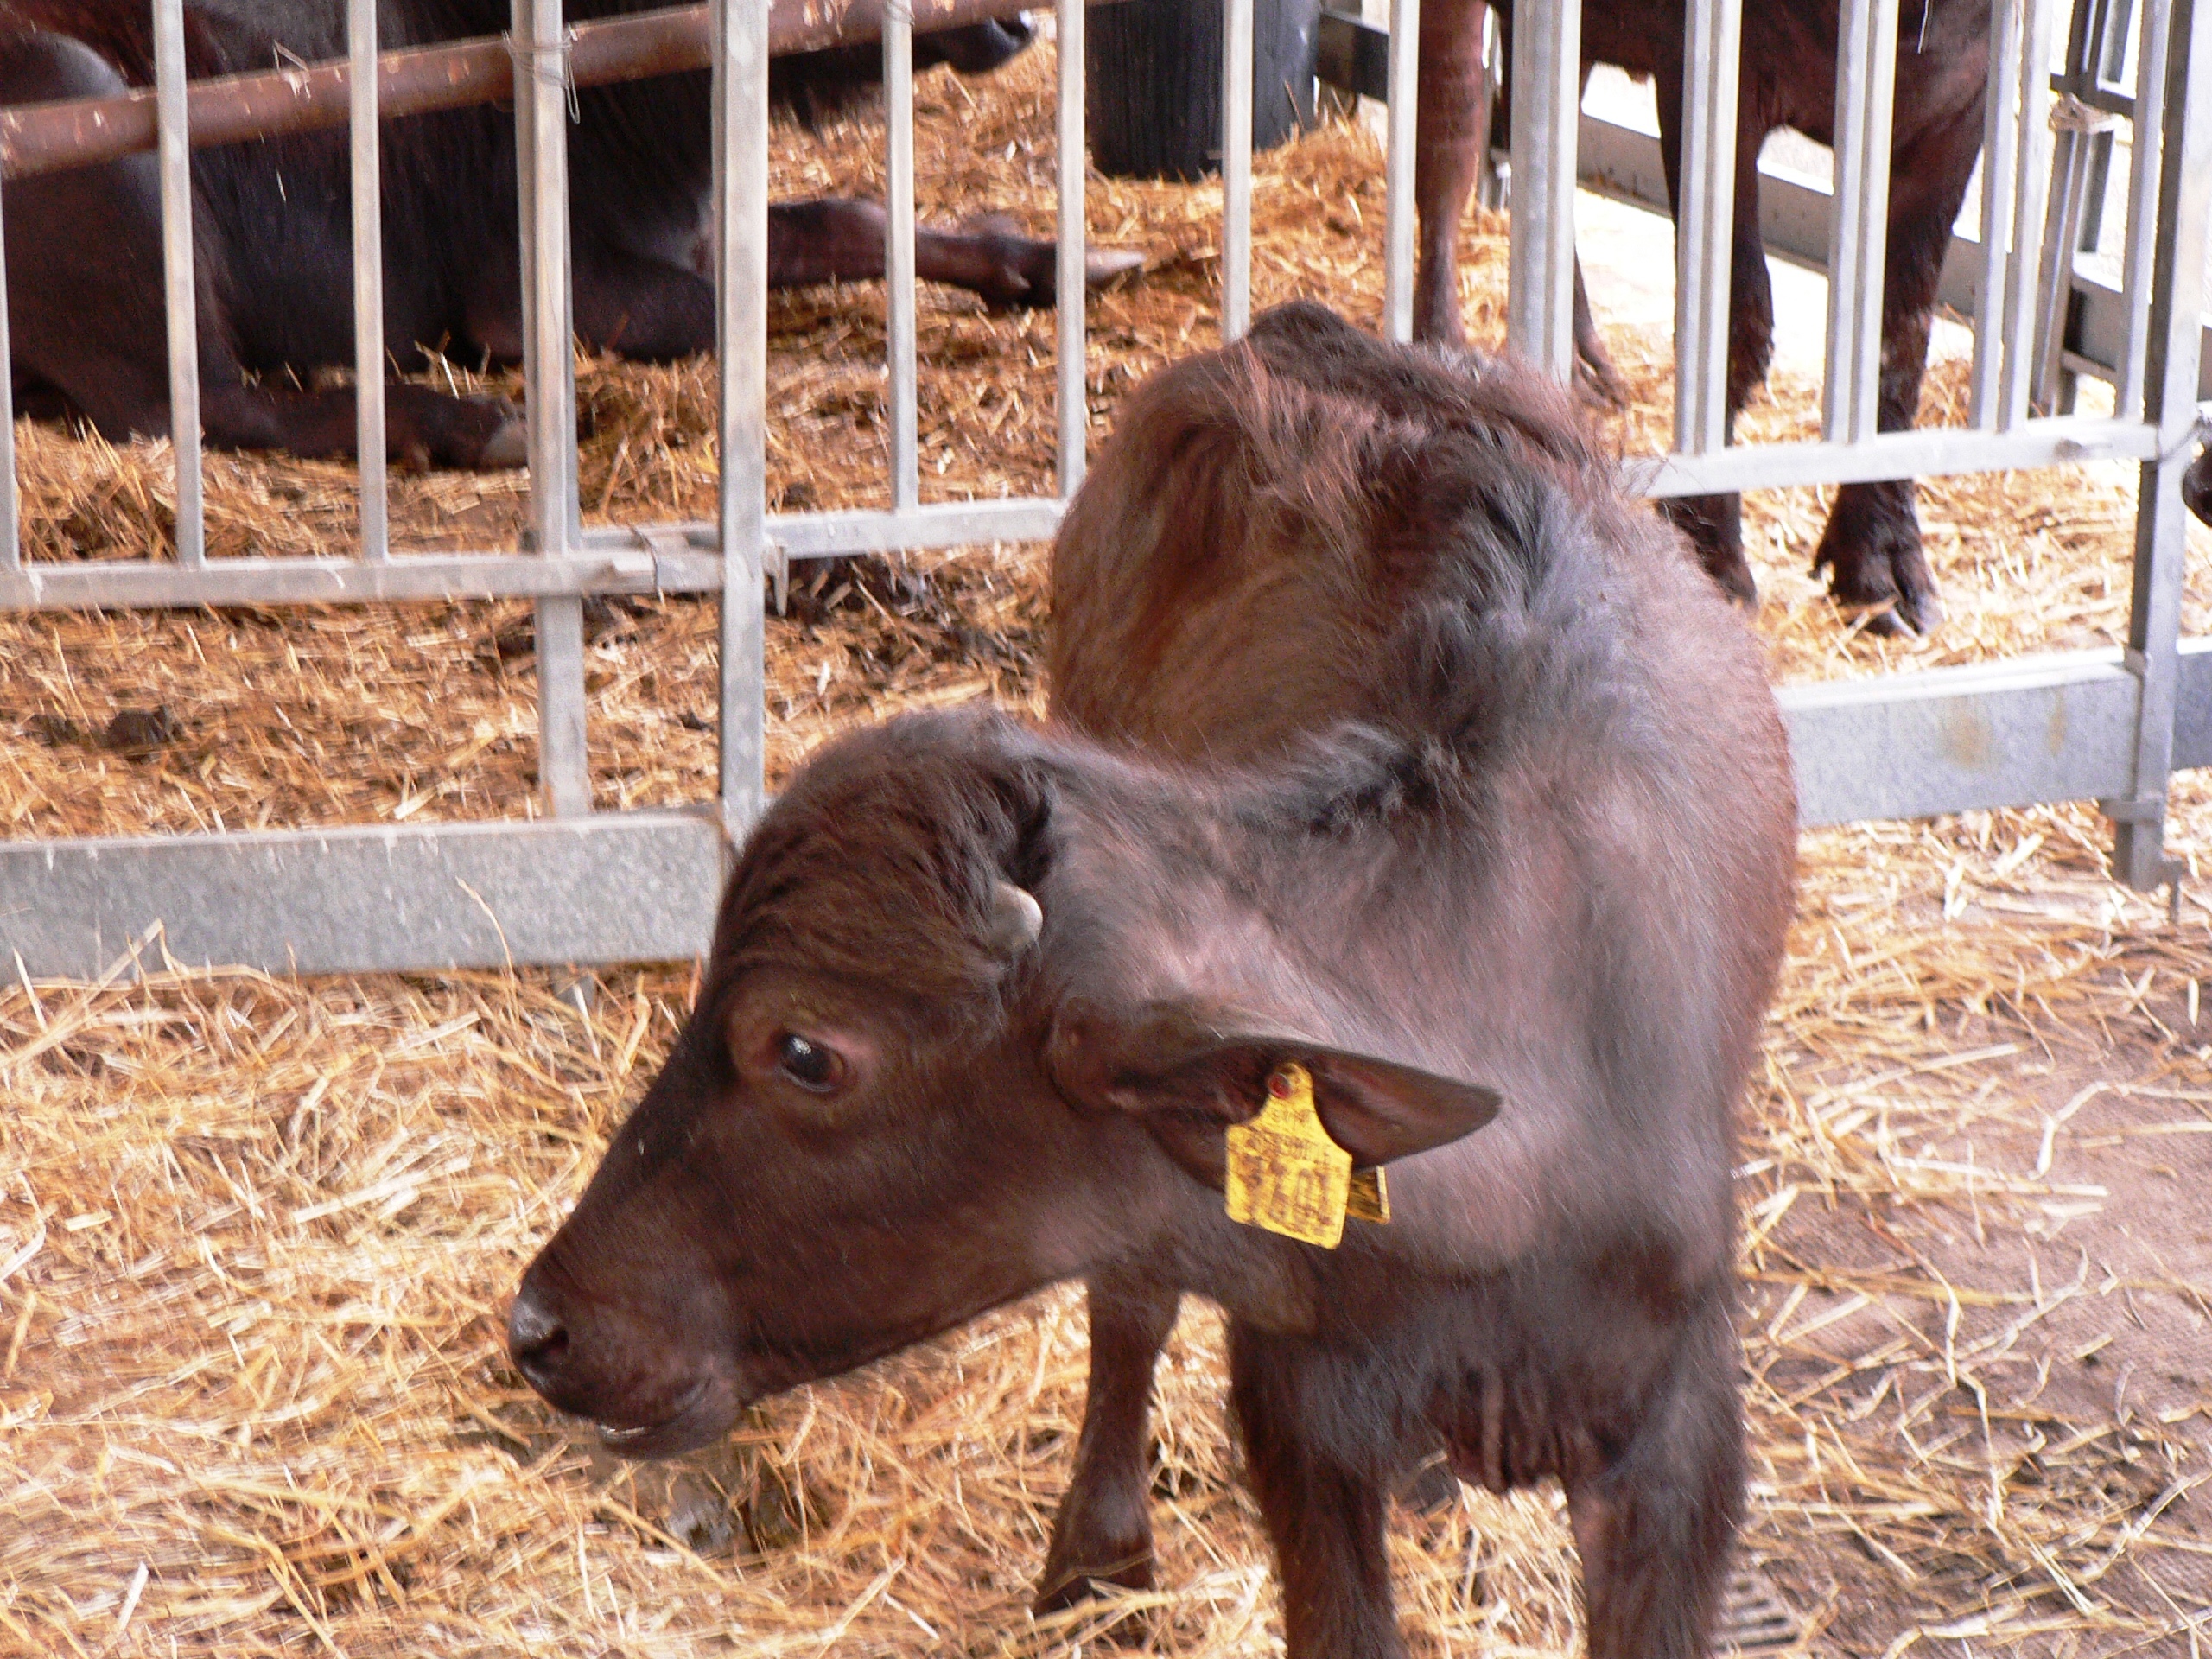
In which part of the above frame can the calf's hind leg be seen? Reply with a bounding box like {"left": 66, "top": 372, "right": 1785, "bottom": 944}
{"left": 1035, "top": 1272, "right": 1179, "bottom": 1611}
{"left": 1564, "top": 1304, "right": 1744, "bottom": 1659}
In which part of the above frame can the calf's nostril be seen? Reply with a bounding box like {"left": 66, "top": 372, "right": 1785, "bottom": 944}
{"left": 507, "top": 1288, "right": 570, "bottom": 1387}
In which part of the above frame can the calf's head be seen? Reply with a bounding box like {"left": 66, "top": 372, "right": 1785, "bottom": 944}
{"left": 508, "top": 708, "right": 1497, "bottom": 1455}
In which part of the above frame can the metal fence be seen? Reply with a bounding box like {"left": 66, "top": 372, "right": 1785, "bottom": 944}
{"left": 0, "top": 0, "right": 2206, "bottom": 978}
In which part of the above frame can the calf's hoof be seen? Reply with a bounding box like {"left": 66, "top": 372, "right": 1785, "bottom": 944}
{"left": 1395, "top": 1452, "right": 1465, "bottom": 1515}
{"left": 1033, "top": 1529, "right": 1154, "bottom": 1616}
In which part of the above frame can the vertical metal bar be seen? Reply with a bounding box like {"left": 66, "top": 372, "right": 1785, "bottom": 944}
{"left": 0, "top": 168, "right": 16, "bottom": 574}
{"left": 1057, "top": 0, "right": 1088, "bottom": 494}
{"left": 2030, "top": 0, "right": 2103, "bottom": 415}
{"left": 2111, "top": 0, "right": 2209, "bottom": 890}
{"left": 515, "top": 0, "right": 588, "bottom": 818}
{"left": 1475, "top": 3, "right": 1506, "bottom": 211}
{"left": 1507, "top": 0, "right": 1580, "bottom": 378}
{"left": 154, "top": 0, "right": 205, "bottom": 567}
{"left": 2119, "top": 0, "right": 2170, "bottom": 419}
{"left": 348, "top": 0, "right": 389, "bottom": 561}
{"left": 1221, "top": 0, "right": 1255, "bottom": 340}
{"left": 1998, "top": 0, "right": 2058, "bottom": 429}
{"left": 1971, "top": 0, "right": 2025, "bottom": 428}
{"left": 1382, "top": 0, "right": 1421, "bottom": 341}
{"left": 1822, "top": 0, "right": 1899, "bottom": 445}
{"left": 1674, "top": 0, "right": 1740, "bottom": 456}
{"left": 2030, "top": 135, "right": 2090, "bottom": 413}
{"left": 885, "top": 5, "right": 918, "bottom": 512}
{"left": 715, "top": 0, "right": 768, "bottom": 832}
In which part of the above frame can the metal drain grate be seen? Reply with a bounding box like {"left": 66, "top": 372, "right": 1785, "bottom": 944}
{"left": 1719, "top": 1564, "right": 1803, "bottom": 1654}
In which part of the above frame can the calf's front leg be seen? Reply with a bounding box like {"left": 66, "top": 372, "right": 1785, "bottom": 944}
{"left": 1563, "top": 1300, "right": 1744, "bottom": 1659}
{"left": 1229, "top": 1326, "right": 1407, "bottom": 1659}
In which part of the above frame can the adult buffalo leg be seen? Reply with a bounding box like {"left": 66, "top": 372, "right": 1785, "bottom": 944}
{"left": 1571, "top": 257, "right": 1629, "bottom": 404}
{"left": 194, "top": 385, "right": 526, "bottom": 470}
{"left": 575, "top": 249, "right": 719, "bottom": 362}
{"left": 1230, "top": 1326, "right": 1406, "bottom": 1659}
{"left": 1035, "top": 1272, "right": 1180, "bottom": 1611}
{"left": 1810, "top": 106, "right": 1983, "bottom": 637}
{"left": 1412, "top": 0, "right": 1487, "bottom": 346}
{"left": 1414, "top": 7, "right": 1624, "bottom": 402}
{"left": 0, "top": 35, "right": 181, "bottom": 447}
{"left": 1647, "top": 64, "right": 1772, "bottom": 609}
{"left": 769, "top": 200, "right": 1135, "bottom": 311}
{"left": 1563, "top": 1300, "right": 1744, "bottom": 1659}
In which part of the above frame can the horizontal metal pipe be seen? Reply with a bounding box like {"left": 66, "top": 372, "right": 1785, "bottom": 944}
{"left": 0, "top": 0, "right": 1052, "bottom": 181}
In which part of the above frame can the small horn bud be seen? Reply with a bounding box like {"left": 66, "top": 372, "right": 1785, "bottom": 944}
{"left": 986, "top": 881, "right": 1044, "bottom": 956}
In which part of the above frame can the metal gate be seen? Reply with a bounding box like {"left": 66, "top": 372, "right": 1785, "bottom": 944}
{"left": 0, "top": 0, "right": 2205, "bottom": 978}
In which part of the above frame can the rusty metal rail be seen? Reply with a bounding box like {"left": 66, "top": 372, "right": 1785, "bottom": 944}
{"left": 0, "top": 0, "right": 1046, "bottom": 180}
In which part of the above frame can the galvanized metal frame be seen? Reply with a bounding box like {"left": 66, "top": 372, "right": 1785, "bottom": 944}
{"left": 154, "top": 0, "right": 206, "bottom": 569}
{"left": 349, "top": 0, "right": 389, "bottom": 563}
{"left": 1506, "top": 0, "right": 1580, "bottom": 376}
{"left": 1222, "top": 0, "right": 1255, "bottom": 340}
{"left": 1, "top": 0, "right": 2209, "bottom": 979}
{"left": 1673, "top": 0, "right": 1739, "bottom": 457}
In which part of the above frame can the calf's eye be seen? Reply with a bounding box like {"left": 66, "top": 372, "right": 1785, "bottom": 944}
{"left": 777, "top": 1033, "right": 845, "bottom": 1093}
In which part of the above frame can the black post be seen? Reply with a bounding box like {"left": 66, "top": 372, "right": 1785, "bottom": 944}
{"left": 1087, "top": 0, "right": 1325, "bottom": 181}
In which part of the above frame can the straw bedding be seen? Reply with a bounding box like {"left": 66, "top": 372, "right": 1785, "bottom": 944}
{"left": 3, "top": 35, "right": 2209, "bottom": 1659}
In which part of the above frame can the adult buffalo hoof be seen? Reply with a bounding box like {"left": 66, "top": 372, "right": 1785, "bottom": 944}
{"left": 475, "top": 408, "right": 530, "bottom": 471}
{"left": 385, "top": 387, "right": 530, "bottom": 472}
{"left": 2183, "top": 442, "right": 2212, "bottom": 527}
{"left": 1657, "top": 493, "right": 1758, "bottom": 611}
{"left": 962, "top": 214, "right": 1146, "bottom": 310}
{"left": 1814, "top": 479, "right": 1942, "bottom": 637}
{"left": 1573, "top": 340, "right": 1630, "bottom": 410}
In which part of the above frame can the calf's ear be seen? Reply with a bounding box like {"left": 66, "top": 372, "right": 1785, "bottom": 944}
{"left": 1045, "top": 997, "right": 1499, "bottom": 1170}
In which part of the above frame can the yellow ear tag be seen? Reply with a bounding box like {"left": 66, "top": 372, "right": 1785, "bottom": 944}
{"left": 1225, "top": 1063, "right": 1387, "bottom": 1248}
{"left": 1347, "top": 1163, "right": 1391, "bottom": 1224}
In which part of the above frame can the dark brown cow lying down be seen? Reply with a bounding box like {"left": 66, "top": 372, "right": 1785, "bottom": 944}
{"left": 510, "top": 302, "right": 1797, "bottom": 1658}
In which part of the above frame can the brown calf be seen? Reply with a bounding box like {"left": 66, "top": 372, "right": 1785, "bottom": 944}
{"left": 510, "top": 302, "right": 1797, "bottom": 1659}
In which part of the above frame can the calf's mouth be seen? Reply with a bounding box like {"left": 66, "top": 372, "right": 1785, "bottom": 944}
{"left": 586, "top": 1370, "right": 744, "bottom": 1460}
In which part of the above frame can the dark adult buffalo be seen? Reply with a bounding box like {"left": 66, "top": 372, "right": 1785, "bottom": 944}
{"left": 0, "top": 2, "right": 1129, "bottom": 469}
{"left": 509, "top": 302, "right": 1798, "bottom": 1658}
{"left": 1415, "top": 0, "right": 1993, "bottom": 633}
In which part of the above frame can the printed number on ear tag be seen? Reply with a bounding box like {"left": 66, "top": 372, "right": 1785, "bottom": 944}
{"left": 1224, "top": 1063, "right": 1389, "bottom": 1247}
